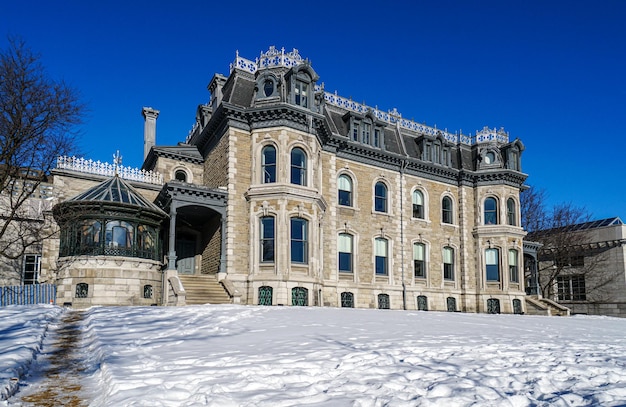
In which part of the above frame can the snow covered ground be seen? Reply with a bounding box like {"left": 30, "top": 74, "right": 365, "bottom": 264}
{"left": 1, "top": 304, "right": 626, "bottom": 406}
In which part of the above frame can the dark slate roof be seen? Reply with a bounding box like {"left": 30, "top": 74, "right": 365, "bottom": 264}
{"left": 67, "top": 175, "right": 165, "bottom": 214}
{"left": 229, "top": 76, "right": 256, "bottom": 107}
{"left": 152, "top": 144, "right": 203, "bottom": 163}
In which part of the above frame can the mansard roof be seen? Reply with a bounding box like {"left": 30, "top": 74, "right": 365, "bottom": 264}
{"left": 142, "top": 143, "right": 203, "bottom": 171}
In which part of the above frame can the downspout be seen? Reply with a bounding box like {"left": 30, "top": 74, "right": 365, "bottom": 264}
{"left": 400, "top": 159, "right": 408, "bottom": 310}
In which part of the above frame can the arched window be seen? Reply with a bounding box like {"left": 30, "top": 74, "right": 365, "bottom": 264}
{"left": 484, "top": 197, "right": 498, "bottom": 225}
{"left": 263, "top": 79, "right": 274, "bottom": 97}
{"left": 292, "top": 287, "right": 308, "bottom": 306}
{"left": 509, "top": 249, "right": 519, "bottom": 283}
{"left": 374, "top": 182, "right": 387, "bottom": 213}
{"left": 375, "top": 238, "right": 388, "bottom": 275}
{"left": 417, "top": 295, "right": 428, "bottom": 311}
{"left": 260, "top": 216, "right": 275, "bottom": 262}
{"left": 413, "top": 242, "right": 426, "bottom": 278}
{"left": 290, "top": 147, "right": 307, "bottom": 186}
{"left": 512, "top": 299, "right": 523, "bottom": 314}
{"left": 143, "top": 285, "right": 153, "bottom": 299}
{"left": 338, "top": 233, "right": 353, "bottom": 273}
{"left": 341, "top": 292, "right": 354, "bottom": 308}
{"left": 443, "top": 246, "right": 454, "bottom": 280}
{"left": 378, "top": 293, "right": 390, "bottom": 309}
{"left": 75, "top": 283, "right": 88, "bottom": 299}
{"left": 446, "top": 297, "right": 457, "bottom": 312}
{"left": 487, "top": 298, "right": 501, "bottom": 314}
{"left": 486, "top": 248, "right": 500, "bottom": 281}
{"left": 442, "top": 196, "right": 453, "bottom": 224}
{"left": 338, "top": 174, "right": 353, "bottom": 206}
{"left": 290, "top": 217, "right": 308, "bottom": 263}
{"left": 507, "top": 198, "right": 517, "bottom": 226}
{"left": 259, "top": 286, "right": 273, "bottom": 305}
{"left": 412, "top": 190, "right": 424, "bottom": 219}
{"left": 174, "top": 170, "right": 187, "bottom": 182}
{"left": 262, "top": 145, "right": 277, "bottom": 183}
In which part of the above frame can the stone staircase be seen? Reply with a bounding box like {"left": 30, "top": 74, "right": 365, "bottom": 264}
{"left": 525, "top": 296, "right": 571, "bottom": 316}
{"left": 177, "top": 274, "right": 231, "bottom": 305}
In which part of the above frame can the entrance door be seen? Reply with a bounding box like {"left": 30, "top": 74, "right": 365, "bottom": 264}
{"left": 176, "top": 238, "right": 196, "bottom": 275}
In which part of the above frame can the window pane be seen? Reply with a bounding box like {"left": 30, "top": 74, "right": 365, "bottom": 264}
{"left": 290, "top": 148, "right": 307, "bottom": 186}
{"left": 338, "top": 175, "right": 352, "bottom": 206}
{"left": 413, "top": 243, "right": 424, "bottom": 261}
{"left": 291, "top": 218, "right": 308, "bottom": 263}
{"left": 484, "top": 197, "right": 497, "bottom": 225}
{"left": 261, "top": 217, "right": 275, "bottom": 262}
{"left": 375, "top": 182, "right": 387, "bottom": 212}
{"left": 486, "top": 248, "right": 499, "bottom": 281}
{"left": 262, "top": 146, "right": 276, "bottom": 183}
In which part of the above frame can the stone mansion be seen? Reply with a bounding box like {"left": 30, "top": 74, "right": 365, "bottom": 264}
{"left": 8, "top": 47, "right": 532, "bottom": 313}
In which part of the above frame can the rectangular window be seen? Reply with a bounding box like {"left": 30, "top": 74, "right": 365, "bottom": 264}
{"left": 557, "top": 275, "right": 586, "bottom": 301}
{"left": 373, "top": 128, "right": 381, "bottom": 147}
{"left": 295, "top": 82, "right": 308, "bottom": 107}
{"left": 375, "top": 238, "right": 388, "bottom": 275}
{"left": 486, "top": 248, "right": 500, "bottom": 281}
{"left": 290, "top": 218, "right": 308, "bottom": 263}
{"left": 509, "top": 249, "right": 519, "bottom": 283}
{"left": 352, "top": 123, "right": 360, "bottom": 142}
{"left": 362, "top": 123, "right": 371, "bottom": 144}
{"left": 23, "top": 254, "right": 41, "bottom": 285}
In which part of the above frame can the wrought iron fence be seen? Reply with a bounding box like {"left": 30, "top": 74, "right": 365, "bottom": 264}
{"left": 0, "top": 284, "right": 56, "bottom": 306}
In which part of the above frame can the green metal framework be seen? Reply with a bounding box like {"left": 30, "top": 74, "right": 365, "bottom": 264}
{"left": 292, "top": 287, "right": 308, "bottom": 306}
{"left": 259, "top": 286, "right": 273, "bottom": 305}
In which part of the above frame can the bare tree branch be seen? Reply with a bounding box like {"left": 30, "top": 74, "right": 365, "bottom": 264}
{"left": 0, "top": 36, "right": 85, "bottom": 276}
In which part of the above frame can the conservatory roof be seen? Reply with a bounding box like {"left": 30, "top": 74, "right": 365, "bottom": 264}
{"left": 66, "top": 175, "right": 165, "bottom": 214}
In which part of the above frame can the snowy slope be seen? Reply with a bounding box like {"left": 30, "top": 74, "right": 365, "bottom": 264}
{"left": 2, "top": 304, "right": 626, "bottom": 406}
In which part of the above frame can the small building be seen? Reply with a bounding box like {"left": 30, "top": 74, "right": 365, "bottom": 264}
{"left": 529, "top": 217, "right": 626, "bottom": 317}
{"left": 52, "top": 174, "right": 167, "bottom": 307}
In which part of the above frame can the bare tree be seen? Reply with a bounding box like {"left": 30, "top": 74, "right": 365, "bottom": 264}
{"left": 0, "top": 36, "right": 84, "bottom": 281}
{"left": 522, "top": 187, "right": 616, "bottom": 301}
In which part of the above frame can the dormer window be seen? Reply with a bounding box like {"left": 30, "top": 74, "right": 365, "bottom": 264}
{"left": 373, "top": 128, "right": 381, "bottom": 148}
{"left": 263, "top": 79, "right": 274, "bottom": 97}
{"left": 295, "top": 81, "right": 308, "bottom": 107}
{"left": 362, "top": 123, "right": 371, "bottom": 144}
{"left": 484, "top": 151, "right": 496, "bottom": 164}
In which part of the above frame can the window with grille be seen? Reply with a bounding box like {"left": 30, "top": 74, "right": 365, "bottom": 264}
{"left": 378, "top": 294, "right": 390, "bottom": 309}
{"left": 341, "top": 292, "right": 354, "bottom": 308}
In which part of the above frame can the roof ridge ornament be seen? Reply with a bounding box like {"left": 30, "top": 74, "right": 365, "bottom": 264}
{"left": 113, "top": 150, "right": 122, "bottom": 176}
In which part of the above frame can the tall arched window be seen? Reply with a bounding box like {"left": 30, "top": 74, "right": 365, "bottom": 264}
{"left": 443, "top": 246, "right": 454, "bottom": 280}
{"left": 290, "top": 217, "right": 308, "bottom": 263}
{"left": 413, "top": 242, "right": 426, "bottom": 278}
{"left": 484, "top": 197, "right": 498, "bottom": 225}
{"left": 412, "top": 190, "right": 424, "bottom": 219}
{"left": 486, "top": 248, "right": 500, "bottom": 281}
{"left": 507, "top": 198, "right": 517, "bottom": 226}
{"left": 374, "top": 182, "right": 387, "bottom": 213}
{"left": 442, "top": 196, "right": 453, "bottom": 224}
{"left": 338, "top": 174, "right": 353, "bottom": 206}
{"left": 262, "top": 145, "right": 276, "bottom": 183}
{"left": 338, "top": 233, "right": 353, "bottom": 273}
{"left": 290, "top": 147, "right": 307, "bottom": 186}
{"left": 375, "top": 237, "right": 388, "bottom": 275}
{"left": 260, "top": 216, "right": 275, "bottom": 262}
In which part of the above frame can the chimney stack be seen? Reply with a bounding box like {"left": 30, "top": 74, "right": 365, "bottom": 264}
{"left": 142, "top": 107, "right": 160, "bottom": 161}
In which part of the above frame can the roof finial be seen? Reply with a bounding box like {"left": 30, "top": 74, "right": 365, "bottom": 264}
{"left": 113, "top": 150, "right": 123, "bottom": 176}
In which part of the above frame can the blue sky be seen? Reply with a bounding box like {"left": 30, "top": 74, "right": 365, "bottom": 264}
{"left": 2, "top": 1, "right": 625, "bottom": 219}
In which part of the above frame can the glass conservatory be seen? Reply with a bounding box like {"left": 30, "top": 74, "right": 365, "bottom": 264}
{"left": 53, "top": 175, "right": 167, "bottom": 261}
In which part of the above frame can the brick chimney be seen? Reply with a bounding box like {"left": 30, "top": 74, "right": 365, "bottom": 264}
{"left": 142, "top": 107, "right": 160, "bottom": 161}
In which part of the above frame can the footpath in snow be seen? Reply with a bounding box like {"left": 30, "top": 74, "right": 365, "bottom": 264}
{"left": 2, "top": 304, "right": 626, "bottom": 406}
